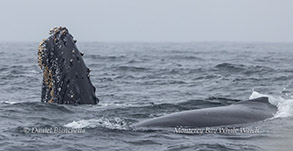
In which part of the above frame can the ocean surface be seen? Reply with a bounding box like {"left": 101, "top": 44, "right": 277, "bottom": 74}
{"left": 0, "top": 42, "right": 293, "bottom": 151}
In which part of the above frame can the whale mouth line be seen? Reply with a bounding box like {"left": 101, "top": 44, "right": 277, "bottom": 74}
{"left": 38, "top": 27, "right": 98, "bottom": 104}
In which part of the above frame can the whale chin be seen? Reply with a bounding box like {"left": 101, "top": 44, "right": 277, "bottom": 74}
{"left": 38, "top": 27, "right": 98, "bottom": 104}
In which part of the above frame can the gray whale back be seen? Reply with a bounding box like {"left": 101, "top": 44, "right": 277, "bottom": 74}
{"left": 134, "top": 97, "right": 277, "bottom": 128}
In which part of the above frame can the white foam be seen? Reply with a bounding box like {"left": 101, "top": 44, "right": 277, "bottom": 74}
{"left": 275, "top": 98, "right": 293, "bottom": 118}
{"left": 99, "top": 102, "right": 134, "bottom": 107}
{"left": 64, "top": 117, "right": 127, "bottom": 130}
{"left": 249, "top": 90, "right": 293, "bottom": 118}
{"left": 1, "top": 101, "right": 18, "bottom": 105}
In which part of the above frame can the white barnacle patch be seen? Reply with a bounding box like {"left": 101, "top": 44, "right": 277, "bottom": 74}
{"left": 49, "top": 27, "right": 57, "bottom": 35}
{"left": 61, "top": 29, "right": 68, "bottom": 36}
{"left": 55, "top": 69, "right": 61, "bottom": 83}
{"left": 40, "top": 26, "right": 78, "bottom": 104}
{"left": 38, "top": 39, "right": 47, "bottom": 69}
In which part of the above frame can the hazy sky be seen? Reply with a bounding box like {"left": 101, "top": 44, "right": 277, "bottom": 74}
{"left": 0, "top": 0, "right": 292, "bottom": 42}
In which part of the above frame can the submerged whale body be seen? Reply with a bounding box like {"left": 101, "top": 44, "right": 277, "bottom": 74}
{"left": 134, "top": 97, "right": 277, "bottom": 128}
{"left": 38, "top": 27, "right": 98, "bottom": 104}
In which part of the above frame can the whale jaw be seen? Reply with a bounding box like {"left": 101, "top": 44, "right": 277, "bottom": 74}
{"left": 38, "top": 27, "right": 98, "bottom": 104}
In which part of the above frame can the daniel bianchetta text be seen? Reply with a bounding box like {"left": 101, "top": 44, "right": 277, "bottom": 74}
{"left": 23, "top": 127, "right": 85, "bottom": 134}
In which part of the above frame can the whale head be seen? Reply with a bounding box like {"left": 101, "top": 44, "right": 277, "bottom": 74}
{"left": 38, "top": 27, "right": 98, "bottom": 104}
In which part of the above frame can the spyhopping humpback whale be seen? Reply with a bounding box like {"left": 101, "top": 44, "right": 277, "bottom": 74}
{"left": 134, "top": 97, "right": 277, "bottom": 128}
{"left": 38, "top": 27, "right": 98, "bottom": 104}
{"left": 37, "top": 27, "right": 276, "bottom": 128}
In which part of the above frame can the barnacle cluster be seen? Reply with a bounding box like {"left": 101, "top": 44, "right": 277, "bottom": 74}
{"left": 38, "top": 39, "right": 55, "bottom": 103}
{"left": 38, "top": 39, "right": 46, "bottom": 69}
{"left": 49, "top": 26, "right": 68, "bottom": 36}
{"left": 38, "top": 26, "right": 69, "bottom": 103}
{"left": 44, "top": 66, "right": 54, "bottom": 103}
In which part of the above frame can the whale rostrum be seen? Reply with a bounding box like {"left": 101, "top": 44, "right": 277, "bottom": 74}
{"left": 38, "top": 27, "right": 98, "bottom": 104}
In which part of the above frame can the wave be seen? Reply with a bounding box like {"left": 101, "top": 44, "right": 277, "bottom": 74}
{"left": 87, "top": 54, "right": 126, "bottom": 61}
{"left": 166, "top": 55, "right": 203, "bottom": 61}
{"left": 215, "top": 63, "right": 274, "bottom": 74}
{"left": 116, "top": 65, "right": 149, "bottom": 72}
{"left": 64, "top": 117, "right": 128, "bottom": 130}
{"left": 1, "top": 101, "right": 18, "bottom": 105}
{"left": 215, "top": 63, "right": 245, "bottom": 71}
{"left": 138, "top": 79, "right": 187, "bottom": 85}
{"left": 1, "top": 101, "right": 74, "bottom": 113}
{"left": 127, "top": 59, "right": 149, "bottom": 64}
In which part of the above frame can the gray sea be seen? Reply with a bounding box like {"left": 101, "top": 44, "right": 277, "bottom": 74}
{"left": 0, "top": 42, "right": 293, "bottom": 151}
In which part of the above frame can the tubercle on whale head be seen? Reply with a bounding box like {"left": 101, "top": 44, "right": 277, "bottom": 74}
{"left": 38, "top": 26, "right": 98, "bottom": 104}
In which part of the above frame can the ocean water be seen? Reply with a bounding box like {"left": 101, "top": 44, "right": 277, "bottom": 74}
{"left": 0, "top": 42, "right": 293, "bottom": 151}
